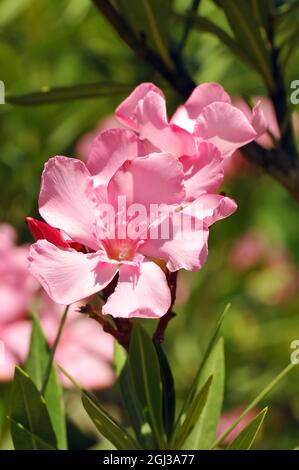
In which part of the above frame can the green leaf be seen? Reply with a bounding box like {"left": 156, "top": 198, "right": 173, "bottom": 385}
{"left": 25, "top": 315, "right": 67, "bottom": 450}
{"left": 186, "top": 15, "right": 262, "bottom": 74}
{"left": 154, "top": 342, "right": 176, "bottom": 440}
{"left": 6, "top": 82, "right": 134, "bottom": 106}
{"left": 177, "top": 304, "right": 229, "bottom": 424}
{"left": 82, "top": 391, "right": 139, "bottom": 450}
{"left": 114, "top": 341, "right": 151, "bottom": 448}
{"left": 183, "top": 338, "right": 225, "bottom": 450}
{"left": 128, "top": 324, "right": 165, "bottom": 447}
{"left": 226, "top": 407, "right": 268, "bottom": 450}
{"left": 213, "top": 362, "right": 296, "bottom": 448}
{"left": 213, "top": 0, "right": 274, "bottom": 90}
{"left": 172, "top": 376, "right": 213, "bottom": 449}
{"left": 115, "top": 0, "right": 174, "bottom": 69}
{"left": 9, "top": 367, "right": 57, "bottom": 450}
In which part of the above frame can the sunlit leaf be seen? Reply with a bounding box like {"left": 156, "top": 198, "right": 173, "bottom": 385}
{"left": 226, "top": 407, "right": 268, "bottom": 450}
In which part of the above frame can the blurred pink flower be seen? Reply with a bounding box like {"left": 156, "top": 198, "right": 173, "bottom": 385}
{"left": 217, "top": 406, "right": 259, "bottom": 446}
{"left": 228, "top": 230, "right": 267, "bottom": 271}
{"left": 0, "top": 223, "right": 114, "bottom": 389}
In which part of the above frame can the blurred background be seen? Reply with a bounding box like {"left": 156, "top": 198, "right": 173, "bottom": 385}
{"left": 0, "top": 0, "right": 299, "bottom": 450}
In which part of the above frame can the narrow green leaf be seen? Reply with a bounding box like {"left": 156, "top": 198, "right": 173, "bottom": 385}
{"left": 114, "top": 341, "right": 151, "bottom": 448}
{"left": 25, "top": 314, "right": 67, "bottom": 450}
{"left": 213, "top": 362, "right": 296, "bottom": 448}
{"left": 177, "top": 304, "right": 229, "bottom": 424}
{"left": 129, "top": 324, "right": 164, "bottom": 446}
{"left": 9, "top": 367, "right": 57, "bottom": 450}
{"left": 6, "top": 82, "right": 134, "bottom": 106}
{"left": 154, "top": 342, "right": 176, "bottom": 440}
{"left": 175, "top": 14, "right": 261, "bottom": 74}
{"left": 115, "top": 0, "right": 174, "bottom": 69}
{"left": 213, "top": 0, "right": 275, "bottom": 90}
{"left": 82, "top": 391, "right": 139, "bottom": 450}
{"left": 184, "top": 338, "right": 225, "bottom": 450}
{"left": 226, "top": 407, "right": 268, "bottom": 450}
{"left": 172, "top": 376, "right": 213, "bottom": 449}
{"left": 8, "top": 417, "right": 56, "bottom": 450}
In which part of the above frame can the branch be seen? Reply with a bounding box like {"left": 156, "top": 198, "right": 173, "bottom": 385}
{"left": 91, "top": 0, "right": 196, "bottom": 99}
{"left": 242, "top": 142, "right": 299, "bottom": 202}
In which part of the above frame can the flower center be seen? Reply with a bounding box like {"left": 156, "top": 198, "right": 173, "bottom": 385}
{"left": 103, "top": 239, "right": 136, "bottom": 262}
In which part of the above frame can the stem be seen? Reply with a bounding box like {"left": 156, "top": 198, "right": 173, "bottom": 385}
{"left": 212, "top": 362, "right": 296, "bottom": 449}
{"left": 153, "top": 271, "right": 178, "bottom": 343}
{"left": 41, "top": 305, "right": 69, "bottom": 396}
{"left": 91, "top": 0, "right": 196, "bottom": 99}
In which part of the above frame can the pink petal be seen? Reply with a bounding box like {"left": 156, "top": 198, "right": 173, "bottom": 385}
{"left": 108, "top": 152, "right": 185, "bottom": 209}
{"left": 26, "top": 217, "right": 69, "bottom": 248}
{"left": 251, "top": 101, "right": 268, "bottom": 138}
{"left": 183, "top": 194, "right": 238, "bottom": 226}
{"left": 135, "top": 89, "right": 196, "bottom": 157}
{"left": 115, "top": 82, "right": 165, "bottom": 131}
{"left": 141, "top": 211, "right": 209, "bottom": 272}
{"left": 102, "top": 261, "right": 171, "bottom": 318}
{"left": 87, "top": 129, "right": 142, "bottom": 186}
{"left": 29, "top": 240, "right": 118, "bottom": 304}
{"left": 39, "top": 156, "right": 98, "bottom": 250}
{"left": 180, "top": 142, "right": 224, "bottom": 200}
{"left": 171, "top": 82, "right": 231, "bottom": 133}
{"left": 194, "top": 102, "right": 258, "bottom": 155}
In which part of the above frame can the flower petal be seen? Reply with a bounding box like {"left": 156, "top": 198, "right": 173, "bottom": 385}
{"left": 115, "top": 82, "right": 165, "bottom": 131}
{"left": 87, "top": 129, "right": 142, "bottom": 186}
{"left": 102, "top": 261, "right": 171, "bottom": 318}
{"left": 183, "top": 194, "right": 237, "bottom": 226}
{"left": 26, "top": 217, "right": 69, "bottom": 248}
{"left": 29, "top": 240, "right": 118, "bottom": 304}
{"left": 180, "top": 142, "right": 224, "bottom": 200}
{"left": 194, "top": 102, "right": 258, "bottom": 155}
{"left": 39, "top": 156, "right": 98, "bottom": 249}
{"left": 141, "top": 211, "right": 209, "bottom": 272}
{"left": 171, "top": 82, "right": 231, "bottom": 133}
{"left": 108, "top": 152, "right": 185, "bottom": 208}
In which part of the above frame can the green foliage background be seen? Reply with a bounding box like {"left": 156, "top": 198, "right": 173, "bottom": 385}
{"left": 0, "top": 0, "right": 299, "bottom": 450}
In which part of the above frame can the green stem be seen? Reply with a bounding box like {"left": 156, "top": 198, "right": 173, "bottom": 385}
{"left": 41, "top": 305, "right": 70, "bottom": 396}
{"left": 212, "top": 362, "right": 296, "bottom": 449}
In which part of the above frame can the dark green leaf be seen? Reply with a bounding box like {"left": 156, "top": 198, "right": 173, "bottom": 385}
{"left": 25, "top": 314, "right": 67, "bottom": 450}
{"left": 114, "top": 341, "right": 151, "bottom": 448}
{"left": 82, "top": 391, "right": 139, "bottom": 450}
{"left": 129, "top": 324, "right": 164, "bottom": 446}
{"left": 154, "top": 341, "right": 175, "bottom": 440}
{"left": 9, "top": 367, "right": 57, "bottom": 450}
{"left": 226, "top": 407, "right": 268, "bottom": 450}
{"left": 6, "top": 82, "right": 134, "bottom": 106}
{"left": 172, "top": 376, "right": 213, "bottom": 449}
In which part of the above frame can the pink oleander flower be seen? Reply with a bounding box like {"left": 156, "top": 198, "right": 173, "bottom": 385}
{"left": 28, "top": 82, "right": 266, "bottom": 319}
{"left": 115, "top": 82, "right": 266, "bottom": 158}
{"left": 27, "top": 138, "right": 237, "bottom": 317}
{"left": 0, "top": 223, "right": 114, "bottom": 388}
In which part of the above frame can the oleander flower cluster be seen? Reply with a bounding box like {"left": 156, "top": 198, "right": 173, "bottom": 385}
{"left": 28, "top": 82, "right": 266, "bottom": 319}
